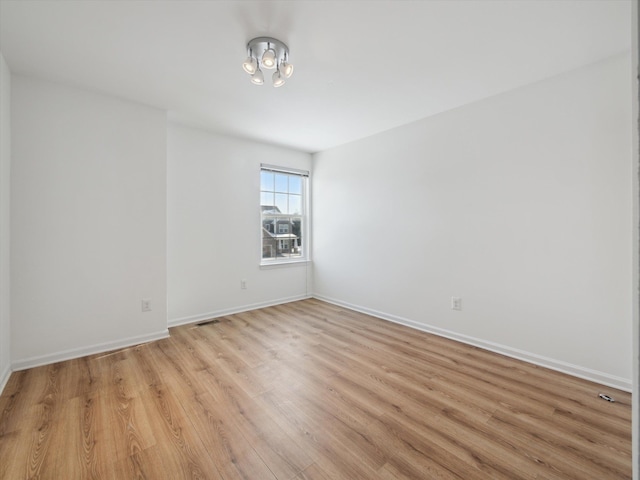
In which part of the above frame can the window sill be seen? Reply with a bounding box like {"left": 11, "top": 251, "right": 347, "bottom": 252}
{"left": 259, "top": 259, "right": 311, "bottom": 269}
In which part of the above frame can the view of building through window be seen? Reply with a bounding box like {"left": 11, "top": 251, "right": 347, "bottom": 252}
{"left": 260, "top": 167, "right": 307, "bottom": 262}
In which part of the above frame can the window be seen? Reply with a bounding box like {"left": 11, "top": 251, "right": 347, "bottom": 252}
{"left": 260, "top": 165, "right": 308, "bottom": 263}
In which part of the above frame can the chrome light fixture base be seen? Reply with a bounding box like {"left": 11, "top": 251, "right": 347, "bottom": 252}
{"left": 243, "top": 36, "right": 294, "bottom": 87}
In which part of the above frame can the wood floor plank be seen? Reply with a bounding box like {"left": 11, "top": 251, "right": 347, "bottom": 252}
{"left": 23, "top": 363, "right": 62, "bottom": 479}
{"left": 292, "top": 463, "right": 334, "bottom": 480}
{"left": 181, "top": 391, "right": 278, "bottom": 480}
{"left": 0, "top": 299, "right": 632, "bottom": 479}
{"left": 195, "top": 368, "right": 315, "bottom": 479}
{"left": 487, "top": 408, "right": 630, "bottom": 478}
{"left": 95, "top": 352, "right": 156, "bottom": 468}
{"left": 258, "top": 388, "right": 382, "bottom": 480}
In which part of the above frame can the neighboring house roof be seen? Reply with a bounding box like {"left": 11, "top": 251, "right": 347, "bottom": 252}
{"left": 263, "top": 219, "right": 295, "bottom": 225}
{"left": 273, "top": 234, "right": 297, "bottom": 240}
{"left": 262, "top": 227, "right": 275, "bottom": 238}
{"left": 261, "top": 205, "right": 281, "bottom": 214}
{"left": 262, "top": 228, "right": 297, "bottom": 240}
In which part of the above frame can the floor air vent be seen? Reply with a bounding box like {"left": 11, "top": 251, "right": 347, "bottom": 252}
{"left": 196, "top": 319, "right": 221, "bottom": 327}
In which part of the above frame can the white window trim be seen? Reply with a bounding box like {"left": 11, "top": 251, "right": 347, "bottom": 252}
{"left": 260, "top": 164, "right": 310, "bottom": 267}
{"left": 259, "top": 259, "right": 311, "bottom": 270}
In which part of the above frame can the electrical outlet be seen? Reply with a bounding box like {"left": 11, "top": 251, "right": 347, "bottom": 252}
{"left": 451, "top": 297, "right": 462, "bottom": 311}
{"left": 240, "top": 279, "right": 247, "bottom": 290}
{"left": 141, "top": 299, "right": 151, "bottom": 312}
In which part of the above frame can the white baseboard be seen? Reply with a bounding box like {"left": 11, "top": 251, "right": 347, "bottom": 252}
{"left": 313, "top": 294, "right": 632, "bottom": 393}
{"left": 0, "top": 363, "right": 11, "bottom": 396}
{"left": 11, "top": 330, "right": 170, "bottom": 372}
{"left": 169, "top": 294, "right": 313, "bottom": 328}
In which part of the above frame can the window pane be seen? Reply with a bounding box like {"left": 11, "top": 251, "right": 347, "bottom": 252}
{"left": 289, "top": 194, "right": 302, "bottom": 214}
{"left": 260, "top": 167, "right": 307, "bottom": 263}
{"left": 275, "top": 174, "right": 288, "bottom": 193}
{"left": 292, "top": 217, "right": 303, "bottom": 249}
{"left": 278, "top": 222, "right": 289, "bottom": 234}
{"left": 261, "top": 216, "right": 276, "bottom": 258}
{"left": 289, "top": 175, "right": 302, "bottom": 194}
{"left": 275, "top": 193, "right": 288, "bottom": 214}
{"left": 261, "top": 192, "right": 274, "bottom": 208}
{"left": 262, "top": 215, "right": 276, "bottom": 233}
{"left": 261, "top": 171, "right": 274, "bottom": 191}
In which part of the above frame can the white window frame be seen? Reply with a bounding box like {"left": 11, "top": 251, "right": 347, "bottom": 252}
{"left": 260, "top": 164, "right": 310, "bottom": 266}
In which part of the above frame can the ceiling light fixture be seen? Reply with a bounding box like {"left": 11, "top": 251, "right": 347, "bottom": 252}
{"left": 243, "top": 37, "right": 293, "bottom": 87}
{"left": 242, "top": 54, "right": 257, "bottom": 75}
{"left": 250, "top": 66, "right": 264, "bottom": 85}
{"left": 272, "top": 68, "right": 285, "bottom": 88}
{"left": 262, "top": 46, "right": 277, "bottom": 69}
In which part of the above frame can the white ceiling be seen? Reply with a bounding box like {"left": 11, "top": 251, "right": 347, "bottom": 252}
{"left": 0, "top": 0, "right": 632, "bottom": 153}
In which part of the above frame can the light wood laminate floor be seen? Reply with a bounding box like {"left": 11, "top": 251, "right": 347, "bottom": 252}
{"left": 0, "top": 299, "right": 632, "bottom": 479}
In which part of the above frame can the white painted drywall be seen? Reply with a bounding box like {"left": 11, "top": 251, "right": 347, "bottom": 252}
{"left": 0, "top": 53, "right": 11, "bottom": 390}
{"left": 11, "top": 76, "right": 168, "bottom": 367}
{"left": 631, "top": 1, "right": 639, "bottom": 476}
{"left": 167, "top": 124, "right": 312, "bottom": 325}
{"left": 313, "top": 54, "right": 633, "bottom": 388}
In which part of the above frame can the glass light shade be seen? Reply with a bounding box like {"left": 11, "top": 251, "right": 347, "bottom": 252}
{"left": 242, "top": 56, "right": 257, "bottom": 74}
{"left": 280, "top": 61, "right": 294, "bottom": 78}
{"left": 250, "top": 68, "right": 264, "bottom": 85}
{"left": 262, "top": 48, "right": 277, "bottom": 69}
{"left": 272, "top": 70, "right": 285, "bottom": 88}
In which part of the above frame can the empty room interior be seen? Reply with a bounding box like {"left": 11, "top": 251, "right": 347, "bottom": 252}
{"left": 0, "top": 1, "right": 638, "bottom": 479}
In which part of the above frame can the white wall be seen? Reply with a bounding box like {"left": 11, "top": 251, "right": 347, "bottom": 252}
{"left": 0, "top": 53, "right": 10, "bottom": 390}
{"left": 11, "top": 76, "right": 168, "bottom": 368}
{"left": 313, "top": 54, "right": 633, "bottom": 389}
{"left": 168, "top": 124, "right": 312, "bottom": 325}
{"left": 631, "top": 1, "right": 639, "bottom": 476}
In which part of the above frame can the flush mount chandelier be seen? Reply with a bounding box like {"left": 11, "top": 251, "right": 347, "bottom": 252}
{"left": 242, "top": 36, "right": 294, "bottom": 88}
